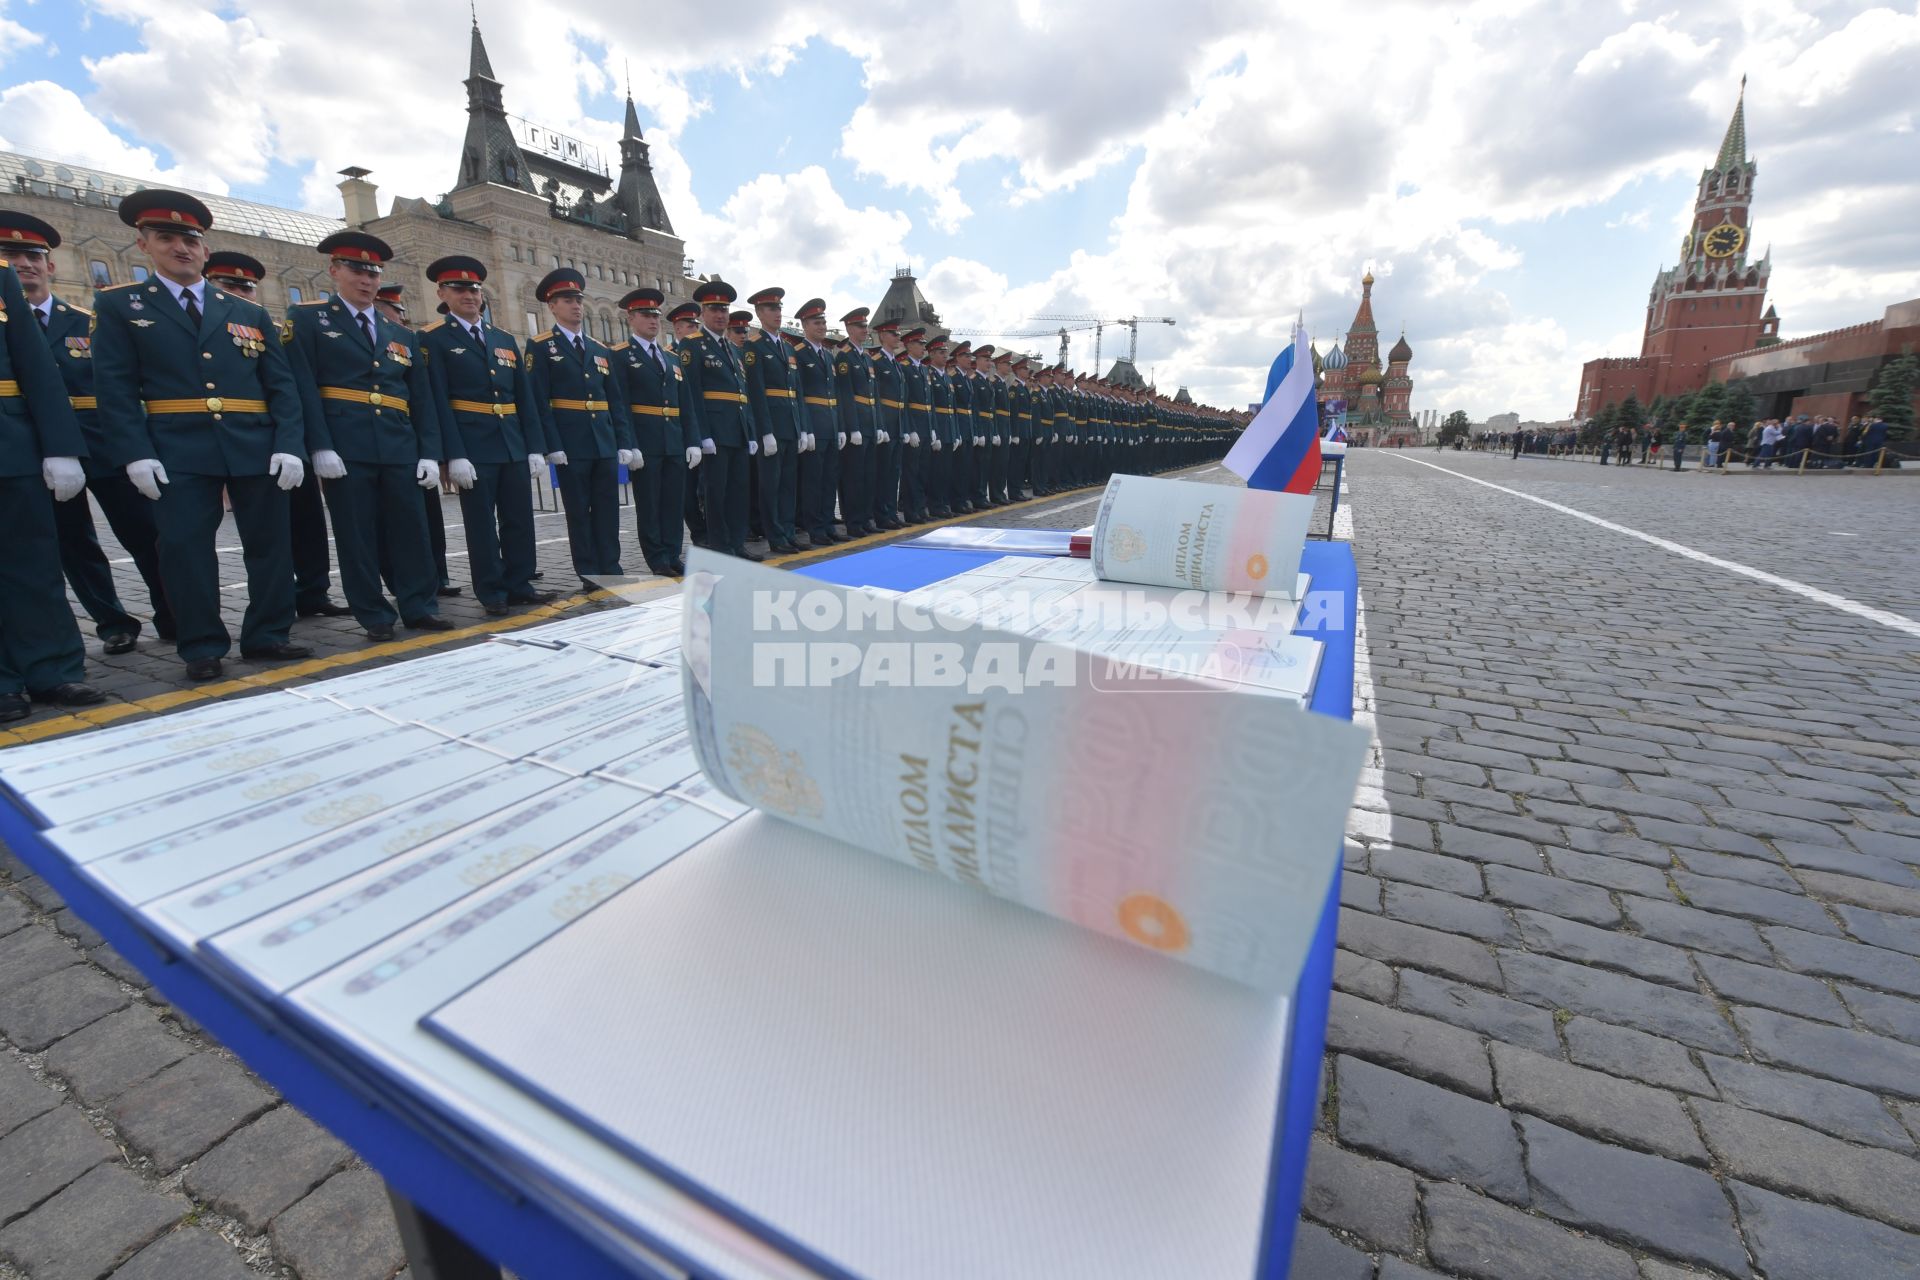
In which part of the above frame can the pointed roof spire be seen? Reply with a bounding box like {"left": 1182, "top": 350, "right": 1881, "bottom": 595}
{"left": 1714, "top": 77, "right": 1747, "bottom": 172}
{"left": 623, "top": 92, "right": 643, "bottom": 140}
{"left": 468, "top": 12, "right": 497, "bottom": 82}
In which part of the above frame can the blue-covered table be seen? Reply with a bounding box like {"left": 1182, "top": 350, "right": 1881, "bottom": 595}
{"left": 0, "top": 540, "right": 1357, "bottom": 1280}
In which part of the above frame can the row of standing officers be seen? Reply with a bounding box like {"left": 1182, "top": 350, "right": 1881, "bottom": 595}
{"left": 0, "top": 186, "right": 1238, "bottom": 717}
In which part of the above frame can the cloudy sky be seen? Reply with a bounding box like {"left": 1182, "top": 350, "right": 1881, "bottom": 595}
{"left": 2, "top": 0, "right": 1916, "bottom": 418}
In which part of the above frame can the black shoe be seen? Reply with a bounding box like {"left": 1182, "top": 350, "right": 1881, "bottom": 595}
{"left": 667, "top": 562, "right": 687, "bottom": 576}
{"left": 364, "top": 624, "right": 395, "bottom": 642}
{"left": 185, "top": 659, "right": 224, "bottom": 682}
{"left": 297, "top": 600, "right": 355, "bottom": 618}
{"left": 239, "top": 642, "right": 314, "bottom": 661}
{"left": 0, "top": 692, "right": 28, "bottom": 722}
{"left": 505, "top": 590, "right": 559, "bottom": 605}
{"left": 769, "top": 541, "right": 801, "bottom": 555}
{"left": 102, "top": 632, "right": 138, "bottom": 656}
{"left": 483, "top": 601, "right": 511, "bottom": 616}
{"left": 792, "top": 534, "right": 813, "bottom": 549}
{"left": 878, "top": 517, "right": 902, "bottom": 531}
{"left": 404, "top": 616, "right": 455, "bottom": 632}
{"left": 436, "top": 585, "right": 464, "bottom": 598}
{"left": 730, "top": 547, "right": 765, "bottom": 563}
{"left": 31, "top": 681, "right": 106, "bottom": 707}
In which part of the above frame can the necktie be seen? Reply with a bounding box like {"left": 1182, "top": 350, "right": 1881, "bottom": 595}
{"left": 573, "top": 334, "right": 586, "bottom": 362}
{"left": 37, "top": 307, "right": 48, "bottom": 329}
{"left": 183, "top": 289, "right": 201, "bottom": 328}
{"left": 470, "top": 324, "right": 484, "bottom": 345}
{"left": 360, "top": 311, "right": 375, "bottom": 347}
{"left": 651, "top": 343, "right": 666, "bottom": 371}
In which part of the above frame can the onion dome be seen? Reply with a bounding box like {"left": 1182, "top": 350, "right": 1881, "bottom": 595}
{"left": 1323, "top": 343, "right": 1348, "bottom": 371}
{"left": 1388, "top": 331, "right": 1412, "bottom": 363}
{"left": 1311, "top": 343, "right": 1323, "bottom": 375}
{"left": 1358, "top": 368, "right": 1383, "bottom": 385}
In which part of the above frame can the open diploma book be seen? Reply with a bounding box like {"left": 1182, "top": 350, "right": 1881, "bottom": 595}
{"left": 0, "top": 476, "right": 1365, "bottom": 1280}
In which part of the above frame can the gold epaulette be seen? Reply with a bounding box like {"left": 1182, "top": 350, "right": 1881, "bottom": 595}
{"left": 291, "top": 298, "right": 330, "bottom": 307}
{"left": 98, "top": 281, "right": 143, "bottom": 293}
{"left": 60, "top": 303, "right": 94, "bottom": 317}
{"left": 420, "top": 318, "right": 446, "bottom": 333}
{"left": 531, "top": 330, "right": 554, "bottom": 343}
{"left": 609, "top": 340, "right": 630, "bottom": 352}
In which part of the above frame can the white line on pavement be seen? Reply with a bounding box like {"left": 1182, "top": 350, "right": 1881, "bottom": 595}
{"left": 1020, "top": 497, "right": 1101, "bottom": 521}
{"left": 1389, "top": 453, "right": 1920, "bottom": 640}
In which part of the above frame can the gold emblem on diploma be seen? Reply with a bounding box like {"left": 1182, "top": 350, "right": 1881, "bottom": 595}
{"left": 727, "top": 725, "right": 824, "bottom": 819}
{"left": 1110, "top": 524, "right": 1147, "bottom": 564}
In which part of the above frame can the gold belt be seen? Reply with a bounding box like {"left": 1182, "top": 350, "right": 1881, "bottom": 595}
{"left": 321, "top": 387, "right": 408, "bottom": 413}
{"left": 997, "top": 410, "right": 1011, "bottom": 417}
{"left": 68, "top": 395, "right": 98, "bottom": 410}
{"left": 549, "top": 398, "right": 609, "bottom": 411}
{"left": 146, "top": 397, "right": 268, "bottom": 414}
{"left": 882, "top": 399, "right": 905, "bottom": 409}
{"left": 804, "top": 395, "right": 837, "bottom": 407}
{"left": 449, "top": 399, "right": 515, "bottom": 416}
{"left": 1018, "top": 413, "right": 1034, "bottom": 420}
{"left": 854, "top": 395, "right": 875, "bottom": 406}
{"left": 630, "top": 404, "right": 681, "bottom": 417}
{"left": 0, "top": 379, "right": 17, "bottom": 397}
{"left": 933, "top": 408, "right": 953, "bottom": 416}
{"left": 763, "top": 387, "right": 795, "bottom": 398}
{"left": 703, "top": 391, "right": 747, "bottom": 405}
{"left": 907, "top": 401, "right": 931, "bottom": 411}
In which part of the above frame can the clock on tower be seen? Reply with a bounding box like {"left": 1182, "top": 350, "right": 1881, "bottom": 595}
{"left": 1703, "top": 222, "right": 1747, "bottom": 258}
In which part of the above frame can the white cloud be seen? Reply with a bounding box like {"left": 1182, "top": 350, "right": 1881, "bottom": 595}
{"left": 0, "top": 79, "right": 216, "bottom": 188}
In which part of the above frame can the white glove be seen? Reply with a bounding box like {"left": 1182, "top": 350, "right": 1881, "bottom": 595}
{"left": 877, "top": 430, "right": 889, "bottom": 445}
{"left": 851, "top": 431, "right": 863, "bottom": 446}
{"left": 268, "top": 452, "right": 305, "bottom": 492}
{"left": 314, "top": 449, "right": 347, "bottom": 480}
{"left": 416, "top": 459, "right": 441, "bottom": 489}
{"left": 528, "top": 453, "right": 546, "bottom": 478}
{"left": 617, "top": 448, "right": 637, "bottom": 467}
{"left": 631, "top": 450, "right": 644, "bottom": 470}
{"left": 992, "top": 435, "right": 1001, "bottom": 445}
{"left": 447, "top": 458, "right": 477, "bottom": 490}
{"left": 701, "top": 438, "right": 717, "bottom": 455}
{"left": 1052, "top": 434, "right": 1060, "bottom": 444}
{"left": 932, "top": 436, "right": 944, "bottom": 452}
{"left": 42, "top": 456, "right": 86, "bottom": 502}
{"left": 803, "top": 432, "right": 816, "bottom": 452}
{"left": 908, "top": 432, "right": 920, "bottom": 447}
{"left": 546, "top": 450, "right": 570, "bottom": 467}
{"left": 747, "top": 437, "right": 758, "bottom": 456}
{"left": 837, "top": 431, "right": 847, "bottom": 449}
{"left": 761, "top": 433, "right": 777, "bottom": 456}
{"left": 684, "top": 446, "right": 702, "bottom": 468}
{"left": 126, "top": 458, "right": 170, "bottom": 500}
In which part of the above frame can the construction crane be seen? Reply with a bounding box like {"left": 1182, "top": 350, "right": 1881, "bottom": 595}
{"left": 949, "top": 314, "right": 1178, "bottom": 372}
{"left": 945, "top": 319, "right": 1103, "bottom": 367}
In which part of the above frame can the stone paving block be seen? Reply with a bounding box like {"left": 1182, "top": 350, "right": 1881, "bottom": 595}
{"left": 1833, "top": 903, "right": 1920, "bottom": 957}
{"left": 1421, "top": 1181, "right": 1637, "bottom": 1280}
{"left": 1775, "top": 839, "right": 1917, "bottom": 887}
{"left": 13, "top": 875, "right": 65, "bottom": 911}
{"left": 1734, "top": 1006, "right": 1920, "bottom": 1099}
{"left": 1338, "top": 908, "right": 1504, "bottom": 989}
{"left": 269, "top": 1169, "right": 406, "bottom": 1280}
{"left": 1377, "top": 1259, "right": 1449, "bottom": 1280}
{"left": 0, "top": 925, "right": 81, "bottom": 991}
{"left": 1434, "top": 824, "right": 1544, "bottom": 870}
{"left": 1344, "top": 873, "right": 1384, "bottom": 912}
{"left": 1334, "top": 949, "right": 1396, "bottom": 1003}
{"left": 0, "top": 1055, "right": 57, "bottom": 1140}
{"left": 86, "top": 942, "right": 151, "bottom": 989}
{"left": 1837, "top": 985, "right": 1920, "bottom": 1046}
{"left": 1512, "top": 910, "right": 1696, "bottom": 989}
{"left": 1498, "top": 952, "right": 1739, "bottom": 1054}
{"left": 1382, "top": 882, "right": 1517, "bottom": 942}
{"left": 1800, "top": 869, "right": 1920, "bottom": 918}
{"left": 1335, "top": 1056, "right": 1526, "bottom": 1203}
{"left": 1396, "top": 970, "right": 1560, "bottom": 1054}
{"left": 1846, "top": 828, "right": 1920, "bottom": 865}
{"left": 1516, "top": 1116, "right": 1746, "bottom": 1275}
{"left": 1326, "top": 992, "right": 1494, "bottom": 1099}
{"left": 1370, "top": 847, "right": 1485, "bottom": 897}
{"left": 1289, "top": 1220, "right": 1375, "bottom": 1280}
{"left": 0, "top": 1105, "right": 115, "bottom": 1225}
{"left": 1450, "top": 808, "right": 1567, "bottom": 848}
{"left": 1671, "top": 848, "right": 1801, "bottom": 894}
{"left": 1695, "top": 953, "right": 1846, "bottom": 1024}
{"left": 1573, "top": 785, "right": 1706, "bottom": 826}
{"left": 1634, "top": 817, "right": 1773, "bottom": 860}
{"left": 49, "top": 907, "right": 105, "bottom": 950}
{"left": 1484, "top": 865, "right": 1620, "bottom": 928}
{"left": 1490, "top": 1044, "right": 1705, "bottom": 1163}
{"left": 1708, "top": 805, "right": 1846, "bottom": 849}
{"left": 1619, "top": 897, "right": 1772, "bottom": 964}
{"left": 1731, "top": 1181, "right": 1920, "bottom": 1280}
{"left": 1538, "top": 759, "right": 1629, "bottom": 787}
{"left": 1303, "top": 1137, "right": 1420, "bottom": 1253}
{"left": 1637, "top": 1262, "right": 1736, "bottom": 1280}
{"left": 1699, "top": 1054, "right": 1911, "bottom": 1151}
{"left": 1762, "top": 925, "right": 1920, "bottom": 998}
{"left": 0, "top": 891, "right": 29, "bottom": 938}
{"left": 183, "top": 1105, "right": 353, "bottom": 1232}
{"left": 1543, "top": 848, "right": 1673, "bottom": 899}
{"left": 42, "top": 1005, "right": 190, "bottom": 1106}
{"left": 1690, "top": 1098, "right": 1920, "bottom": 1233}
{"left": 1669, "top": 871, "right": 1840, "bottom": 936}
{"left": 107, "top": 1053, "right": 276, "bottom": 1173}
{"left": 0, "top": 962, "right": 131, "bottom": 1052}
{"left": 0, "top": 1164, "right": 186, "bottom": 1280}
{"left": 110, "top": 1227, "right": 257, "bottom": 1280}
{"left": 1560, "top": 829, "right": 1671, "bottom": 865}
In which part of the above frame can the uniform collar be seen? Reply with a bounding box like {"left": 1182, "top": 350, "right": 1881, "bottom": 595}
{"left": 155, "top": 274, "right": 204, "bottom": 308}
{"left": 555, "top": 321, "right": 583, "bottom": 343}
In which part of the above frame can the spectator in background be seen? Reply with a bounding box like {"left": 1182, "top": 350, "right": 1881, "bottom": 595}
{"left": 1843, "top": 417, "right": 1865, "bottom": 466}
{"left": 1860, "top": 415, "right": 1889, "bottom": 468}
{"left": 1672, "top": 422, "right": 1688, "bottom": 471}
{"left": 1786, "top": 415, "right": 1814, "bottom": 470}
{"left": 1813, "top": 417, "right": 1839, "bottom": 469}
{"left": 1705, "top": 421, "right": 1723, "bottom": 469}
{"left": 1648, "top": 425, "right": 1662, "bottom": 466}
{"left": 1760, "top": 419, "right": 1784, "bottom": 468}
{"left": 1598, "top": 428, "right": 1612, "bottom": 465}
{"left": 1745, "top": 420, "right": 1763, "bottom": 464}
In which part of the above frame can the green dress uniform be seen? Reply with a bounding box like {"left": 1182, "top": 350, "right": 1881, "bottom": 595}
{"left": 0, "top": 262, "right": 90, "bottom": 697}
{"left": 93, "top": 273, "right": 306, "bottom": 664}
{"left": 38, "top": 292, "right": 173, "bottom": 645}
{"left": 833, "top": 336, "right": 876, "bottom": 534}
{"left": 924, "top": 347, "right": 955, "bottom": 517}
{"left": 419, "top": 296, "right": 545, "bottom": 608}
{"left": 792, "top": 339, "right": 841, "bottom": 545}
{"left": 679, "top": 318, "right": 754, "bottom": 558}
{"left": 527, "top": 324, "right": 634, "bottom": 581}
{"left": 284, "top": 295, "right": 442, "bottom": 629}
{"left": 869, "top": 333, "right": 905, "bottom": 527}
{"left": 612, "top": 289, "right": 694, "bottom": 574}
{"left": 899, "top": 345, "right": 932, "bottom": 522}
{"left": 947, "top": 354, "right": 976, "bottom": 513}
{"left": 743, "top": 315, "right": 801, "bottom": 551}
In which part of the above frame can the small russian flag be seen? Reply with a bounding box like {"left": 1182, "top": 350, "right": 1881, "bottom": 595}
{"left": 1223, "top": 325, "right": 1321, "bottom": 493}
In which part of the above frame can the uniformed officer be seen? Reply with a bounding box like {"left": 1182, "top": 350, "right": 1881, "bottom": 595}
{"left": 283, "top": 230, "right": 448, "bottom": 641}
{"left": 787, "top": 298, "right": 842, "bottom": 546}
{"left": 680, "top": 280, "right": 758, "bottom": 560}
{"left": 742, "top": 286, "right": 800, "bottom": 553}
{"left": 418, "top": 255, "right": 554, "bottom": 615}
{"left": 204, "top": 251, "right": 349, "bottom": 620}
{"left": 898, "top": 328, "right": 932, "bottom": 523}
{"left": 967, "top": 343, "right": 997, "bottom": 508}
{"left": 1002, "top": 351, "right": 1031, "bottom": 501}
{"left": 92, "top": 189, "right": 309, "bottom": 681}
{"left": 371, "top": 280, "right": 456, "bottom": 598}
{"left": 374, "top": 283, "right": 408, "bottom": 327}
{"left": 613, "top": 287, "right": 699, "bottom": 576}
{"left": 667, "top": 301, "right": 707, "bottom": 549}
{"left": 868, "top": 317, "right": 905, "bottom": 528}
{"left": 525, "top": 268, "right": 635, "bottom": 586}
{"left": 835, "top": 307, "right": 879, "bottom": 536}
{"left": 923, "top": 335, "right": 956, "bottom": 518}
{"left": 946, "top": 340, "right": 976, "bottom": 514}
{"left": 0, "top": 210, "right": 172, "bottom": 655}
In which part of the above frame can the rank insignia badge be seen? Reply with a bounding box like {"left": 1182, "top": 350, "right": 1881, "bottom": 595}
{"left": 594, "top": 355, "right": 609, "bottom": 375}
{"left": 386, "top": 341, "right": 412, "bottom": 366}
{"left": 494, "top": 347, "right": 517, "bottom": 367}
{"left": 227, "top": 322, "right": 264, "bottom": 355}
{"left": 65, "top": 336, "right": 90, "bottom": 357}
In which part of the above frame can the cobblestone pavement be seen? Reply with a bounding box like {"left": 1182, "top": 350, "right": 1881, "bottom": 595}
{"left": 0, "top": 467, "right": 1225, "bottom": 1280}
{"left": 1305, "top": 448, "right": 1920, "bottom": 1279}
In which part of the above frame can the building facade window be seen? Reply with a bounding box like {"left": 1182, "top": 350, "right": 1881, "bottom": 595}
{"left": 526, "top": 311, "right": 538, "bottom": 337}
{"left": 288, "top": 286, "right": 304, "bottom": 304}
{"left": 90, "top": 260, "right": 111, "bottom": 287}
{"left": 130, "top": 266, "right": 149, "bottom": 283}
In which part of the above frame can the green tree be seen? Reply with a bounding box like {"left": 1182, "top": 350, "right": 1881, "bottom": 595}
{"left": 1581, "top": 402, "right": 1616, "bottom": 445}
{"left": 1438, "top": 410, "right": 1471, "bottom": 446}
{"left": 1867, "top": 351, "right": 1918, "bottom": 443}
{"left": 1686, "top": 381, "right": 1729, "bottom": 438}
{"left": 1617, "top": 395, "right": 1644, "bottom": 435}
{"left": 1722, "top": 379, "right": 1756, "bottom": 433}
